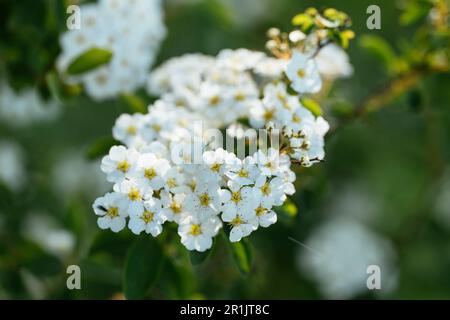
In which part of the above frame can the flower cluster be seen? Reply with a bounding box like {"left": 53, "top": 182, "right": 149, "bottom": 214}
{"left": 57, "top": 0, "right": 166, "bottom": 100}
{"left": 93, "top": 13, "right": 353, "bottom": 251}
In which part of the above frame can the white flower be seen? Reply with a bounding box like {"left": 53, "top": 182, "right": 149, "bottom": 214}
{"left": 315, "top": 44, "right": 353, "bottom": 80}
{"left": 112, "top": 113, "right": 143, "bottom": 146}
{"left": 161, "top": 191, "right": 186, "bottom": 223}
{"left": 128, "top": 198, "right": 166, "bottom": 236}
{"left": 57, "top": 0, "right": 166, "bottom": 100}
{"left": 101, "top": 146, "right": 139, "bottom": 183}
{"left": 221, "top": 183, "right": 260, "bottom": 220}
{"left": 254, "top": 176, "right": 286, "bottom": 207}
{"left": 93, "top": 192, "right": 128, "bottom": 232}
{"left": 254, "top": 57, "right": 287, "bottom": 78}
{"left": 131, "top": 152, "right": 170, "bottom": 190}
{"left": 185, "top": 182, "right": 222, "bottom": 219}
{"left": 253, "top": 148, "right": 289, "bottom": 177}
{"left": 163, "top": 167, "right": 189, "bottom": 194}
{"left": 285, "top": 51, "right": 322, "bottom": 94}
{"left": 113, "top": 179, "right": 153, "bottom": 216}
{"left": 0, "top": 140, "right": 26, "bottom": 191}
{"left": 199, "top": 148, "right": 236, "bottom": 181}
{"left": 299, "top": 218, "right": 398, "bottom": 299}
{"left": 217, "top": 48, "right": 265, "bottom": 71}
{"left": 221, "top": 185, "right": 259, "bottom": 242}
{"left": 178, "top": 213, "right": 222, "bottom": 252}
{"left": 253, "top": 205, "right": 277, "bottom": 228}
{"left": 225, "top": 156, "right": 260, "bottom": 187}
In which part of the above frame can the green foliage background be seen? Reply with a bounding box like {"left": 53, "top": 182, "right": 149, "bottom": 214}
{"left": 0, "top": 0, "right": 449, "bottom": 299}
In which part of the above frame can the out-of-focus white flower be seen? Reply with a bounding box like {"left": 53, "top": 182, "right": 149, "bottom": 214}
{"left": 51, "top": 150, "right": 110, "bottom": 199}
{"left": 0, "top": 82, "right": 59, "bottom": 127}
{"left": 285, "top": 51, "right": 322, "bottom": 94}
{"left": 22, "top": 213, "right": 75, "bottom": 258}
{"left": 315, "top": 44, "right": 353, "bottom": 80}
{"left": 0, "top": 140, "right": 26, "bottom": 191}
{"left": 57, "top": 0, "right": 166, "bottom": 100}
{"left": 298, "top": 218, "right": 398, "bottom": 299}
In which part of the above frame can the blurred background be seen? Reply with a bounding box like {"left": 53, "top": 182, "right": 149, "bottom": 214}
{"left": 0, "top": 0, "right": 449, "bottom": 299}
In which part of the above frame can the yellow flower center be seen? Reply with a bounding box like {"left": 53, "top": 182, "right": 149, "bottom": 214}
{"left": 297, "top": 69, "right": 306, "bottom": 78}
{"left": 199, "top": 193, "right": 211, "bottom": 206}
{"left": 167, "top": 178, "right": 177, "bottom": 188}
{"left": 141, "top": 210, "right": 154, "bottom": 223}
{"left": 170, "top": 201, "right": 182, "bottom": 214}
{"left": 152, "top": 124, "right": 161, "bottom": 132}
{"left": 292, "top": 114, "right": 301, "bottom": 123}
{"left": 230, "top": 216, "right": 243, "bottom": 226}
{"left": 210, "top": 163, "right": 222, "bottom": 173}
{"left": 144, "top": 168, "right": 157, "bottom": 180}
{"left": 234, "top": 92, "right": 246, "bottom": 101}
{"left": 209, "top": 95, "right": 221, "bottom": 106}
{"left": 107, "top": 207, "right": 119, "bottom": 218}
{"left": 189, "top": 224, "right": 202, "bottom": 236}
{"left": 255, "top": 206, "right": 267, "bottom": 217}
{"left": 263, "top": 109, "right": 275, "bottom": 121}
{"left": 128, "top": 187, "right": 142, "bottom": 201}
{"left": 117, "top": 160, "right": 130, "bottom": 173}
{"left": 231, "top": 191, "right": 242, "bottom": 204}
{"left": 237, "top": 169, "right": 249, "bottom": 178}
{"left": 265, "top": 161, "right": 277, "bottom": 170}
{"left": 261, "top": 182, "right": 271, "bottom": 196}
{"left": 127, "top": 126, "right": 137, "bottom": 135}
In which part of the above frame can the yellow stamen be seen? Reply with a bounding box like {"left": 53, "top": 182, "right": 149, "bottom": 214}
{"left": 141, "top": 210, "right": 154, "bottom": 223}
{"left": 189, "top": 224, "right": 202, "bottom": 236}
{"left": 237, "top": 169, "right": 249, "bottom": 178}
{"left": 170, "top": 201, "right": 182, "bottom": 214}
{"left": 261, "top": 182, "right": 271, "bottom": 196}
{"left": 209, "top": 95, "right": 220, "bottom": 106}
{"left": 230, "top": 216, "right": 243, "bottom": 226}
{"left": 144, "top": 168, "right": 157, "bottom": 180}
{"left": 167, "top": 178, "right": 177, "bottom": 188}
{"left": 231, "top": 191, "right": 242, "bottom": 204}
{"left": 107, "top": 207, "right": 119, "bottom": 218}
{"left": 199, "top": 193, "right": 211, "bottom": 206}
{"left": 127, "top": 126, "right": 137, "bottom": 135}
{"left": 117, "top": 160, "right": 130, "bottom": 173}
{"left": 128, "top": 187, "right": 141, "bottom": 201}
{"left": 255, "top": 207, "right": 267, "bottom": 217}
{"left": 210, "top": 163, "right": 222, "bottom": 172}
{"left": 297, "top": 69, "right": 306, "bottom": 78}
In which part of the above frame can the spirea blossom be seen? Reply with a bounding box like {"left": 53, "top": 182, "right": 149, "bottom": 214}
{"left": 93, "top": 35, "right": 352, "bottom": 251}
{"left": 57, "top": 0, "right": 166, "bottom": 100}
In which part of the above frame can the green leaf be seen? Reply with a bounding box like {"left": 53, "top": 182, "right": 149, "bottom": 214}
{"left": 123, "top": 236, "right": 165, "bottom": 300}
{"left": 120, "top": 93, "right": 147, "bottom": 114}
{"left": 86, "top": 136, "right": 118, "bottom": 160}
{"left": 66, "top": 47, "right": 113, "bottom": 75}
{"left": 300, "top": 97, "right": 322, "bottom": 116}
{"left": 46, "top": 71, "right": 65, "bottom": 103}
{"left": 229, "top": 238, "right": 252, "bottom": 275}
{"left": 359, "top": 34, "right": 396, "bottom": 72}
{"left": 275, "top": 198, "right": 299, "bottom": 225}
